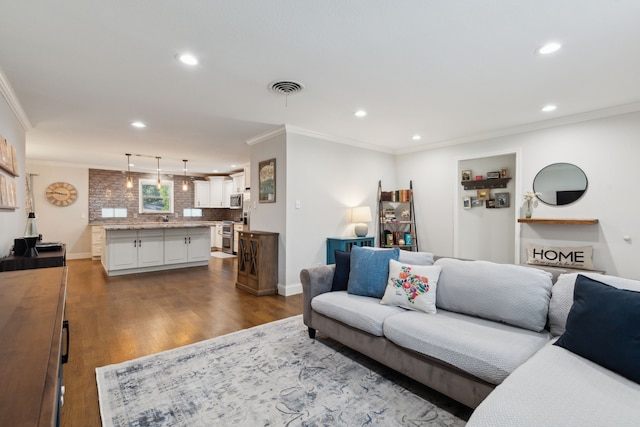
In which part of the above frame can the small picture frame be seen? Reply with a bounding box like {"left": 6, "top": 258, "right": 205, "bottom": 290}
{"left": 461, "top": 170, "right": 471, "bottom": 181}
{"left": 463, "top": 197, "right": 471, "bottom": 209}
{"left": 476, "top": 189, "right": 490, "bottom": 201}
{"left": 258, "top": 158, "right": 276, "bottom": 203}
{"left": 485, "top": 199, "right": 497, "bottom": 208}
{"left": 500, "top": 168, "right": 509, "bottom": 178}
{"left": 487, "top": 171, "right": 500, "bottom": 179}
{"left": 496, "top": 192, "right": 510, "bottom": 208}
{"left": 471, "top": 197, "right": 483, "bottom": 207}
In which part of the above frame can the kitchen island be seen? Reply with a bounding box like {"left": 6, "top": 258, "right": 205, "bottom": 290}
{"left": 100, "top": 223, "right": 212, "bottom": 276}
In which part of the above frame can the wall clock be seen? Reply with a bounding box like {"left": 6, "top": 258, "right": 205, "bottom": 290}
{"left": 46, "top": 182, "right": 78, "bottom": 206}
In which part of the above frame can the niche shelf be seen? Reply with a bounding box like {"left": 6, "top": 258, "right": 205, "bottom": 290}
{"left": 461, "top": 177, "right": 511, "bottom": 190}
{"left": 517, "top": 218, "right": 599, "bottom": 225}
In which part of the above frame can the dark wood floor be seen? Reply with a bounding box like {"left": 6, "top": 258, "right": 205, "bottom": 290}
{"left": 61, "top": 256, "right": 303, "bottom": 427}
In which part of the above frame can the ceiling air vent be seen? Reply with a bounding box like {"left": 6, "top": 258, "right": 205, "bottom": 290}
{"left": 269, "top": 80, "right": 305, "bottom": 96}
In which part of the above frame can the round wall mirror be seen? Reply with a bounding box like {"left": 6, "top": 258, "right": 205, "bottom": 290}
{"left": 533, "top": 163, "right": 588, "bottom": 206}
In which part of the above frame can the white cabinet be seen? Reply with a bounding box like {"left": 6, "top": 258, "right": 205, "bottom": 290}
{"left": 233, "top": 223, "right": 243, "bottom": 254}
{"left": 91, "top": 225, "right": 103, "bottom": 259}
{"left": 223, "top": 180, "right": 233, "bottom": 208}
{"left": 164, "top": 228, "right": 211, "bottom": 265}
{"left": 213, "top": 223, "right": 223, "bottom": 248}
{"left": 209, "top": 177, "right": 225, "bottom": 208}
{"left": 194, "top": 181, "right": 211, "bottom": 207}
{"left": 104, "top": 229, "right": 164, "bottom": 271}
{"left": 230, "top": 172, "right": 245, "bottom": 193}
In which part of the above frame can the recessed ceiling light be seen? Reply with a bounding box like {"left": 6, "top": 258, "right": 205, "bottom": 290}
{"left": 412, "top": 135, "right": 422, "bottom": 141}
{"left": 541, "top": 104, "right": 558, "bottom": 112}
{"left": 177, "top": 53, "right": 199, "bottom": 66}
{"left": 536, "top": 42, "right": 562, "bottom": 55}
{"left": 230, "top": 164, "right": 237, "bottom": 168}
{"left": 131, "top": 121, "right": 146, "bottom": 128}
{"left": 354, "top": 110, "right": 367, "bottom": 118}
{"left": 212, "top": 169, "right": 219, "bottom": 173}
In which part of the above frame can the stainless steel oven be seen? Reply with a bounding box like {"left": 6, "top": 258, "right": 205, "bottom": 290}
{"left": 222, "top": 221, "right": 234, "bottom": 254}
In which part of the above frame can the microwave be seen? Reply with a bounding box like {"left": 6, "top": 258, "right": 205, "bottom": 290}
{"left": 230, "top": 193, "right": 243, "bottom": 209}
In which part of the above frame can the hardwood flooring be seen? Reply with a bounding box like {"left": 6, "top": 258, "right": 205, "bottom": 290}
{"left": 61, "top": 256, "right": 303, "bottom": 427}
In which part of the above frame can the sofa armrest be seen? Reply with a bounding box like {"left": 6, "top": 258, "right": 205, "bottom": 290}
{"left": 300, "top": 265, "right": 335, "bottom": 328}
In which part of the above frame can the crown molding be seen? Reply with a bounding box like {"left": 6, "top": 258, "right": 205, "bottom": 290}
{"left": 246, "top": 124, "right": 394, "bottom": 154}
{"left": 0, "top": 67, "right": 33, "bottom": 131}
{"left": 396, "top": 101, "right": 640, "bottom": 155}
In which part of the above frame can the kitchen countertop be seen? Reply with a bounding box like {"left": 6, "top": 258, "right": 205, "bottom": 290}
{"left": 100, "top": 222, "right": 217, "bottom": 230}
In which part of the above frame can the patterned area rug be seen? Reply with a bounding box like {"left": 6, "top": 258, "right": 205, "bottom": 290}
{"left": 96, "top": 315, "right": 469, "bottom": 426}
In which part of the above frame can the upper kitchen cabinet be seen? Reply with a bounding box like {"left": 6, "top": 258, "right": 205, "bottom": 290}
{"left": 194, "top": 181, "right": 210, "bottom": 207}
{"left": 230, "top": 172, "right": 245, "bottom": 193}
{"left": 209, "top": 176, "right": 232, "bottom": 208}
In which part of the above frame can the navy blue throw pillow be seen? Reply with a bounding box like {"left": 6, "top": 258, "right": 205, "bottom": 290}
{"left": 554, "top": 274, "right": 640, "bottom": 384}
{"left": 331, "top": 250, "right": 351, "bottom": 291}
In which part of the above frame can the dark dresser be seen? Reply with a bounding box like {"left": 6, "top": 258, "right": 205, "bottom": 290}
{"left": 0, "top": 267, "right": 69, "bottom": 426}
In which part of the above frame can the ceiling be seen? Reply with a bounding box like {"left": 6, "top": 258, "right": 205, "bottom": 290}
{"left": 1, "top": 1, "right": 640, "bottom": 175}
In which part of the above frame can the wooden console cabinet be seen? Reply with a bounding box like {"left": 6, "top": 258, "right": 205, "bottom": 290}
{"left": 0, "top": 267, "right": 68, "bottom": 426}
{"left": 236, "top": 230, "right": 278, "bottom": 296}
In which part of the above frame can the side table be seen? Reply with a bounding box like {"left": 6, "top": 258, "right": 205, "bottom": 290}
{"left": 326, "top": 237, "right": 375, "bottom": 264}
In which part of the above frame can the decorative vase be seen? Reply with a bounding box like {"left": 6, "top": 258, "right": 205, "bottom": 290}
{"left": 525, "top": 201, "right": 532, "bottom": 218}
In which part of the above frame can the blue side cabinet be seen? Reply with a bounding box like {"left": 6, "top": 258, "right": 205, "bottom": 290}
{"left": 326, "top": 237, "right": 375, "bottom": 264}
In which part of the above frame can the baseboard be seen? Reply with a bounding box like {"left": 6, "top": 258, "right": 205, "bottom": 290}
{"left": 278, "top": 282, "right": 302, "bottom": 296}
{"left": 67, "top": 252, "right": 92, "bottom": 260}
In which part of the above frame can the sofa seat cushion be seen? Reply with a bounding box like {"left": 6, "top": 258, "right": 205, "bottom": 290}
{"left": 383, "top": 310, "right": 550, "bottom": 384}
{"left": 311, "top": 291, "right": 406, "bottom": 336}
{"left": 467, "top": 341, "right": 640, "bottom": 426}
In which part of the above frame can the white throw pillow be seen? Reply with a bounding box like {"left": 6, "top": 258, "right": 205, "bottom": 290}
{"left": 526, "top": 244, "right": 595, "bottom": 270}
{"left": 381, "top": 259, "right": 441, "bottom": 314}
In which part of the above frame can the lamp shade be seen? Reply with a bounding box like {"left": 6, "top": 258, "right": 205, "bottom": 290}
{"left": 351, "top": 206, "right": 372, "bottom": 237}
{"left": 351, "top": 206, "right": 372, "bottom": 223}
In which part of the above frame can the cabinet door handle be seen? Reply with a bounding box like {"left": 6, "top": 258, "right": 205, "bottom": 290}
{"left": 134, "top": 239, "right": 137, "bottom": 247}
{"left": 184, "top": 237, "right": 187, "bottom": 244}
{"left": 62, "top": 320, "right": 70, "bottom": 364}
{"left": 188, "top": 237, "right": 191, "bottom": 244}
{"left": 138, "top": 239, "right": 142, "bottom": 247}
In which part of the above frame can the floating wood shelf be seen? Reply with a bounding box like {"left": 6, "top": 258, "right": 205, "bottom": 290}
{"left": 517, "top": 218, "right": 599, "bottom": 225}
{"left": 461, "top": 177, "right": 511, "bottom": 190}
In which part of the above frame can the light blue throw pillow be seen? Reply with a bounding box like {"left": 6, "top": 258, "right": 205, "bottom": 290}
{"left": 347, "top": 246, "right": 400, "bottom": 298}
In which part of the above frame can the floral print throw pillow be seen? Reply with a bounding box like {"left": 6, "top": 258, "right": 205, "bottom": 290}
{"left": 381, "top": 259, "right": 442, "bottom": 314}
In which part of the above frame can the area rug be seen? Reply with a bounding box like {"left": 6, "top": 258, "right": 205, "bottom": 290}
{"left": 210, "top": 251, "right": 236, "bottom": 259}
{"left": 96, "top": 315, "right": 468, "bottom": 426}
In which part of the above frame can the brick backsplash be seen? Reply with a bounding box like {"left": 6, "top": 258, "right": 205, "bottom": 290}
{"left": 88, "top": 169, "right": 241, "bottom": 224}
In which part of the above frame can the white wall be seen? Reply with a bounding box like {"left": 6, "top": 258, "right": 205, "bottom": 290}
{"left": 0, "top": 86, "right": 26, "bottom": 257}
{"left": 397, "top": 110, "right": 640, "bottom": 280}
{"left": 249, "top": 127, "right": 396, "bottom": 295}
{"left": 25, "top": 161, "right": 90, "bottom": 259}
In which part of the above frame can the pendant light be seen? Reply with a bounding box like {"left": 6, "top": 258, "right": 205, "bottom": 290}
{"left": 182, "top": 160, "right": 189, "bottom": 191}
{"left": 156, "top": 157, "right": 162, "bottom": 189}
{"left": 125, "top": 153, "right": 133, "bottom": 188}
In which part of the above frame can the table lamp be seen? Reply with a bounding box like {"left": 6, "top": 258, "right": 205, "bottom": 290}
{"left": 351, "top": 206, "right": 372, "bottom": 237}
{"left": 23, "top": 212, "right": 39, "bottom": 257}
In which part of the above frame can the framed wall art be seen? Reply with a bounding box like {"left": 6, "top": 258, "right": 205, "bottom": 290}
{"left": 476, "top": 189, "right": 490, "bottom": 201}
{"left": 496, "top": 192, "right": 510, "bottom": 208}
{"left": 258, "top": 158, "right": 276, "bottom": 203}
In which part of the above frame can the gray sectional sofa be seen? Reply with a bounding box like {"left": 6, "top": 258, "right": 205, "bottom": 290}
{"left": 300, "top": 250, "right": 640, "bottom": 425}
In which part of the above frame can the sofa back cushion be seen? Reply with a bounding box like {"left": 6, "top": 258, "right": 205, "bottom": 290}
{"left": 434, "top": 258, "right": 553, "bottom": 332}
{"left": 549, "top": 272, "right": 640, "bottom": 336}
